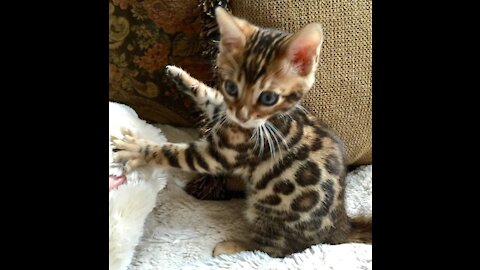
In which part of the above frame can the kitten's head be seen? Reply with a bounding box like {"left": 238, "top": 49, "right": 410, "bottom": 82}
{"left": 215, "top": 8, "right": 323, "bottom": 129}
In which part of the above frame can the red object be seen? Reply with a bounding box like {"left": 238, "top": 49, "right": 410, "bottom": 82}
{"left": 109, "top": 175, "right": 127, "bottom": 191}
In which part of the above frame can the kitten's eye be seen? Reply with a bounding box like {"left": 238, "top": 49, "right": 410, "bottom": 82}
{"left": 224, "top": 80, "right": 238, "bottom": 96}
{"left": 258, "top": 91, "right": 279, "bottom": 106}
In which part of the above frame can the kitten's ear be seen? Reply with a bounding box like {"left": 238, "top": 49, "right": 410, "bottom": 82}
{"left": 215, "top": 7, "right": 253, "bottom": 53}
{"left": 284, "top": 23, "right": 324, "bottom": 76}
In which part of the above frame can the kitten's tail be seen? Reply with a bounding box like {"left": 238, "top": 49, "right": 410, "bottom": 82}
{"left": 348, "top": 216, "right": 372, "bottom": 243}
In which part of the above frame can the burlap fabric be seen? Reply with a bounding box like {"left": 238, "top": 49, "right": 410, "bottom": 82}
{"left": 230, "top": 0, "right": 372, "bottom": 165}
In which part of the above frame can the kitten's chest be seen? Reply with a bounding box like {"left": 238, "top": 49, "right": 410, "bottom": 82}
{"left": 212, "top": 125, "right": 256, "bottom": 173}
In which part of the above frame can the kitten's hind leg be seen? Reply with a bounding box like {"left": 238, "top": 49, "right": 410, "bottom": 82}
{"left": 185, "top": 174, "right": 246, "bottom": 200}
{"left": 165, "top": 65, "right": 224, "bottom": 122}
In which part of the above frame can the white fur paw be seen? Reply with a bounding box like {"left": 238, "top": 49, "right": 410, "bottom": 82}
{"left": 165, "top": 65, "right": 186, "bottom": 77}
{"left": 165, "top": 65, "right": 199, "bottom": 96}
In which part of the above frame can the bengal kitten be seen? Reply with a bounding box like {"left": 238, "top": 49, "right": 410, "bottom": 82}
{"left": 111, "top": 7, "right": 371, "bottom": 258}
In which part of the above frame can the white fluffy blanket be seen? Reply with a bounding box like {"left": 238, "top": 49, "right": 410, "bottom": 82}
{"left": 109, "top": 102, "right": 372, "bottom": 270}
{"left": 109, "top": 102, "right": 169, "bottom": 270}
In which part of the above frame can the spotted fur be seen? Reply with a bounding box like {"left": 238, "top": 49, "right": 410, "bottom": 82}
{"left": 111, "top": 8, "right": 371, "bottom": 258}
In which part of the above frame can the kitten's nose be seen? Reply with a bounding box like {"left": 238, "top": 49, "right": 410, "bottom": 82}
{"left": 235, "top": 106, "right": 249, "bottom": 122}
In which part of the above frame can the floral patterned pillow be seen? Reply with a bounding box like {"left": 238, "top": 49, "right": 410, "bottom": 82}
{"left": 109, "top": 0, "right": 214, "bottom": 126}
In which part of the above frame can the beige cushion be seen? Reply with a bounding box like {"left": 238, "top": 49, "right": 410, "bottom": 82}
{"left": 230, "top": 0, "right": 372, "bottom": 165}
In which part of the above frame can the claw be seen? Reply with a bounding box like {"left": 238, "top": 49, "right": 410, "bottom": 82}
{"left": 124, "top": 159, "right": 147, "bottom": 173}
{"left": 120, "top": 127, "right": 134, "bottom": 137}
{"left": 123, "top": 134, "right": 135, "bottom": 143}
{"left": 112, "top": 139, "right": 124, "bottom": 146}
{"left": 110, "top": 135, "right": 119, "bottom": 142}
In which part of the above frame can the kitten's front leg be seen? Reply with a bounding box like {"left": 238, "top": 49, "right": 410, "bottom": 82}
{"left": 111, "top": 128, "right": 229, "bottom": 174}
{"left": 165, "top": 65, "right": 224, "bottom": 122}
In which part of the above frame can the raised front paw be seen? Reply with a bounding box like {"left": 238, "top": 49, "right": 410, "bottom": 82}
{"left": 165, "top": 65, "right": 198, "bottom": 96}
{"left": 110, "top": 128, "right": 152, "bottom": 173}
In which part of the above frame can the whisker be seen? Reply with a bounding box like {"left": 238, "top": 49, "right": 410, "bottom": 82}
{"left": 206, "top": 114, "right": 226, "bottom": 137}
{"left": 267, "top": 121, "right": 289, "bottom": 150}
{"left": 258, "top": 124, "right": 265, "bottom": 158}
{"left": 266, "top": 123, "right": 282, "bottom": 158}
{"left": 278, "top": 113, "right": 289, "bottom": 124}
{"left": 295, "top": 104, "right": 309, "bottom": 115}
{"left": 206, "top": 111, "right": 224, "bottom": 126}
{"left": 250, "top": 126, "right": 258, "bottom": 141}
{"left": 251, "top": 127, "right": 260, "bottom": 151}
{"left": 263, "top": 124, "right": 275, "bottom": 159}
{"left": 215, "top": 117, "right": 227, "bottom": 134}
{"left": 284, "top": 111, "right": 295, "bottom": 122}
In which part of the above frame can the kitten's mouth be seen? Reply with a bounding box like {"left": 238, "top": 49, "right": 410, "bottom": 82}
{"left": 226, "top": 111, "right": 264, "bottom": 129}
